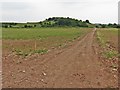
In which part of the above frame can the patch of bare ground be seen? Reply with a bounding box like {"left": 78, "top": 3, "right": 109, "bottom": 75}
{"left": 2, "top": 29, "right": 118, "bottom": 88}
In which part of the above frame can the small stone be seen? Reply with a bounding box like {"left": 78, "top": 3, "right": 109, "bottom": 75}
{"left": 16, "top": 61, "right": 22, "bottom": 64}
{"left": 112, "top": 69, "right": 117, "bottom": 71}
{"left": 113, "top": 75, "right": 117, "bottom": 78}
{"left": 42, "top": 72, "right": 46, "bottom": 76}
{"left": 41, "top": 79, "right": 44, "bottom": 82}
{"left": 11, "top": 74, "right": 14, "bottom": 77}
{"left": 25, "top": 79, "right": 28, "bottom": 81}
{"left": 22, "top": 70, "right": 26, "bottom": 73}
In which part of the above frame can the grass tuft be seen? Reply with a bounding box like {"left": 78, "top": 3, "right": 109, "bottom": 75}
{"left": 103, "top": 50, "right": 118, "bottom": 59}
{"left": 14, "top": 49, "right": 29, "bottom": 57}
{"left": 33, "top": 49, "right": 48, "bottom": 54}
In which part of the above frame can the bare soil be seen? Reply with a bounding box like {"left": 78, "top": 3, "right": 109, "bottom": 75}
{"left": 2, "top": 29, "right": 118, "bottom": 88}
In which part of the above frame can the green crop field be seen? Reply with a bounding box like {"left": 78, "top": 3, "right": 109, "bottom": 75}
{"left": 2, "top": 27, "right": 90, "bottom": 40}
{"left": 2, "top": 27, "right": 91, "bottom": 55}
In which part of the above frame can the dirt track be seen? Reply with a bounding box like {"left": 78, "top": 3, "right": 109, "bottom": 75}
{"left": 2, "top": 29, "right": 118, "bottom": 88}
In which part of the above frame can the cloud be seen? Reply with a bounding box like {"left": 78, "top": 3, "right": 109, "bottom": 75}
{"left": 1, "top": 2, "right": 30, "bottom": 10}
{"left": 0, "top": 0, "right": 119, "bottom": 23}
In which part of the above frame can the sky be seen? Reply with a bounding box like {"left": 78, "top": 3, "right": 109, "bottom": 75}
{"left": 0, "top": 0, "right": 119, "bottom": 24}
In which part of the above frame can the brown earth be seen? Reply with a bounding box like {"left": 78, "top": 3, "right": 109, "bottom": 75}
{"left": 2, "top": 29, "right": 118, "bottom": 88}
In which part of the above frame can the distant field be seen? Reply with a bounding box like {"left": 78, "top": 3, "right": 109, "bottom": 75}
{"left": 2, "top": 27, "right": 91, "bottom": 54}
{"left": 2, "top": 27, "right": 90, "bottom": 40}
{"left": 97, "top": 28, "right": 118, "bottom": 49}
{"left": 97, "top": 28, "right": 118, "bottom": 59}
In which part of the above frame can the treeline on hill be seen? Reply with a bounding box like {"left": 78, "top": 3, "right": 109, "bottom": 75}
{"left": 1, "top": 17, "right": 120, "bottom": 28}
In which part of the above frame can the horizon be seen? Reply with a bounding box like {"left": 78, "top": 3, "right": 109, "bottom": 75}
{"left": 0, "top": 0, "right": 119, "bottom": 24}
{"left": 0, "top": 17, "right": 118, "bottom": 24}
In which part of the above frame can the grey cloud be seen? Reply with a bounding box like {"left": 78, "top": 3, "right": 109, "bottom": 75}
{"left": 1, "top": 2, "right": 31, "bottom": 10}
{"left": 0, "top": 0, "right": 118, "bottom": 24}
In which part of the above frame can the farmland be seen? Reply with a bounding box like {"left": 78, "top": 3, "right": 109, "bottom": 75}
{"left": 97, "top": 28, "right": 118, "bottom": 59}
{"left": 2, "top": 28, "right": 90, "bottom": 40}
{"left": 1, "top": 0, "right": 119, "bottom": 88}
{"left": 2, "top": 27, "right": 90, "bottom": 54}
{"left": 2, "top": 27, "right": 118, "bottom": 88}
{"left": 96, "top": 28, "right": 118, "bottom": 76}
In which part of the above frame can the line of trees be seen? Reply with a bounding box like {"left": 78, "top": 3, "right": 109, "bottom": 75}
{"left": 95, "top": 23, "right": 120, "bottom": 28}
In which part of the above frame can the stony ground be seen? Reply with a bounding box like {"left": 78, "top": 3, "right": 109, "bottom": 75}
{"left": 2, "top": 29, "right": 118, "bottom": 88}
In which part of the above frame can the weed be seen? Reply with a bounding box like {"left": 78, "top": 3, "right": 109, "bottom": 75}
{"left": 33, "top": 49, "right": 48, "bottom": 54}
{"left": 103, "top": 50, "right": 118, "bottom": 59}
{"left": 14, "top": 49, "right": 29, "bottom": 57}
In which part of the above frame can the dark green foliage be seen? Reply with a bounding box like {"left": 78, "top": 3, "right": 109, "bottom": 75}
{"left": 101, "top": 24, "right": 106, "bottom": 28}
{"left": 24, "top": 25, "right": 27, "bottom": 28}
{"left": 95, "top": 23, "right": 119, "bottom": 28}
{"left": 43, "top": 17, "right": 89, "bottom": 27}
{"left": 85, "top": 20, "right": 90, "bottom": 23}
{"left": 24, "top": 25, "right": 33, "bottom": 28}
{"left": 108, "top": 23, "right": 118, "bottom": 28}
